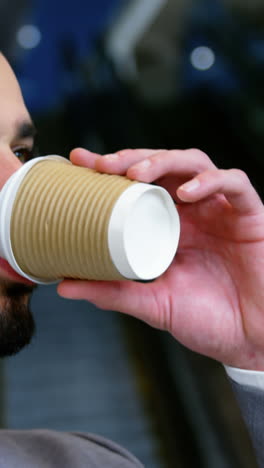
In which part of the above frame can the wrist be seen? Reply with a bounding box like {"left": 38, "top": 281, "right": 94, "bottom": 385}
{"left": 222, "top": 347, "right": 264, "bottom": 372}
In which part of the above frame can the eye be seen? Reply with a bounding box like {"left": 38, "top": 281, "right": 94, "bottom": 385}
{"left": 12, "top": 147, "right": 35, "bottom": 163}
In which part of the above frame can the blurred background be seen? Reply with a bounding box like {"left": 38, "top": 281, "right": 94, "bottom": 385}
{"left": 0, "top": 0, "right": 263, "bottom": 466}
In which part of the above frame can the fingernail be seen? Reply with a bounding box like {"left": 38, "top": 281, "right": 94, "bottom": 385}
{"left": 180, "top": 178, "right": 200, "bottom": 192}
{"left": 104, "top": 153, "right": 119, "bottom": 160}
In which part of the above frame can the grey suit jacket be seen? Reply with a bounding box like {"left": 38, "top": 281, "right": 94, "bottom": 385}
{"left": 230, "top": 380, "right": 264, "bottom": 468}
{"left": 0, "top": 429, "right": 143, "bottom": 467}
{"left": 1, "top": 382, "right": 261, "bottom": 467}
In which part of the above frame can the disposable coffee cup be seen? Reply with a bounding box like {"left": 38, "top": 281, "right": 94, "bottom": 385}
{"left": 0, "top": 156, "right": 180, "bottom": 284}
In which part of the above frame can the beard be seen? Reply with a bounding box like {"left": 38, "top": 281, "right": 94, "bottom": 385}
{"left": 0, "top": 282, "right": 36, "bottom": 357}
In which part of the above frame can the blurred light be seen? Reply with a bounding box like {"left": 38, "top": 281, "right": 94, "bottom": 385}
{"left": 106, "top": 0, "right": 166, "bottom": 80}
{"left": 190, "top": 46, "right": 215, "bottom": 71}
{"left": 17, "top": 25, "right": 41, "bottom": 49}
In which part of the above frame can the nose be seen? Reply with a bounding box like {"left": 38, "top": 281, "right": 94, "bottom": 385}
{"left": 0, "top": 146, "right": 22, "bottom": 190}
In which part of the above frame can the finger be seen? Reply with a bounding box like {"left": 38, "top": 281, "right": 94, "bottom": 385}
{"left": 126, "top": 148, "right": 216, "bottom": 183}
{"left": 177, "top": 168, "right": 263, "bottom": 215}
{"left": 70, "top": 148, "right": 101, "bottom": 170}
{"left": 57, "top": 280, "right": 159, "bottom": 327}
{"left": 95, "top": 149, "right": 161, "bottom": 174}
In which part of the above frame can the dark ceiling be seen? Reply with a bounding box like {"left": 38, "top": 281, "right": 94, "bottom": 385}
{"left": 0, "top": 0, "right": 33, "bottom": 56}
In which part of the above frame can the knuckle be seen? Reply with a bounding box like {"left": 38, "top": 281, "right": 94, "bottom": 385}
{"left": 185, "top": 148, "right": 213, "bottom": 171}
{"left": 150, "top": 152, "right": 164, "bottom": 165}
{"left": 229, "top": 168, "right": 249, "bottom": 185}
{"left": 186, "top": 148, "right": 209, "bottom": 161}
{"left": 117, "top": 149, "right": 132, "bottom": 157}
{"left": 199, "top": 168, "right": 218, "bottom": 182}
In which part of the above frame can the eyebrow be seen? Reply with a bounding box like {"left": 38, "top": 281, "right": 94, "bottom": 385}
{"left": 14, "top": 121, "right": 37, "bottom": 140}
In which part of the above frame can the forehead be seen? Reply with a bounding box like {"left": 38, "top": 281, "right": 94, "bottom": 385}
{"left": 0, "top": 54, "right": 31, "bottom": 135}
{"left": 0, "top": 54, "right": 22, "bottom": 98}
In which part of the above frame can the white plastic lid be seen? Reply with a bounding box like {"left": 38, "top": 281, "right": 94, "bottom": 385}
{"left": 108, "top": 183, "right": 180, "bottom": 280}
{"left": 0, "top": 155, "right": 69, "bottom": 284}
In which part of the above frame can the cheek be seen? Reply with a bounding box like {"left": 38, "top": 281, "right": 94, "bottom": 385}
{"left": 0, "top": 147, "right": 22, "bottom": 189}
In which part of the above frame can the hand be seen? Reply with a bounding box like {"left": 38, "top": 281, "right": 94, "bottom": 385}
{"left": 58, "top": 147, "right": 264, "bottom": 370}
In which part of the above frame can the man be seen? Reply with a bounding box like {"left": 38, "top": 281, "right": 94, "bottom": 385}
{"left": 0, "top": 53, "right": 143, "bottom": 468}
{"left": 0, "top": 51, "right": 264, "bottom": 467}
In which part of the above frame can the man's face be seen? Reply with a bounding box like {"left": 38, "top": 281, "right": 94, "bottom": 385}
{"left": 0, "top": 53, "right": 36, "bottom": 356}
